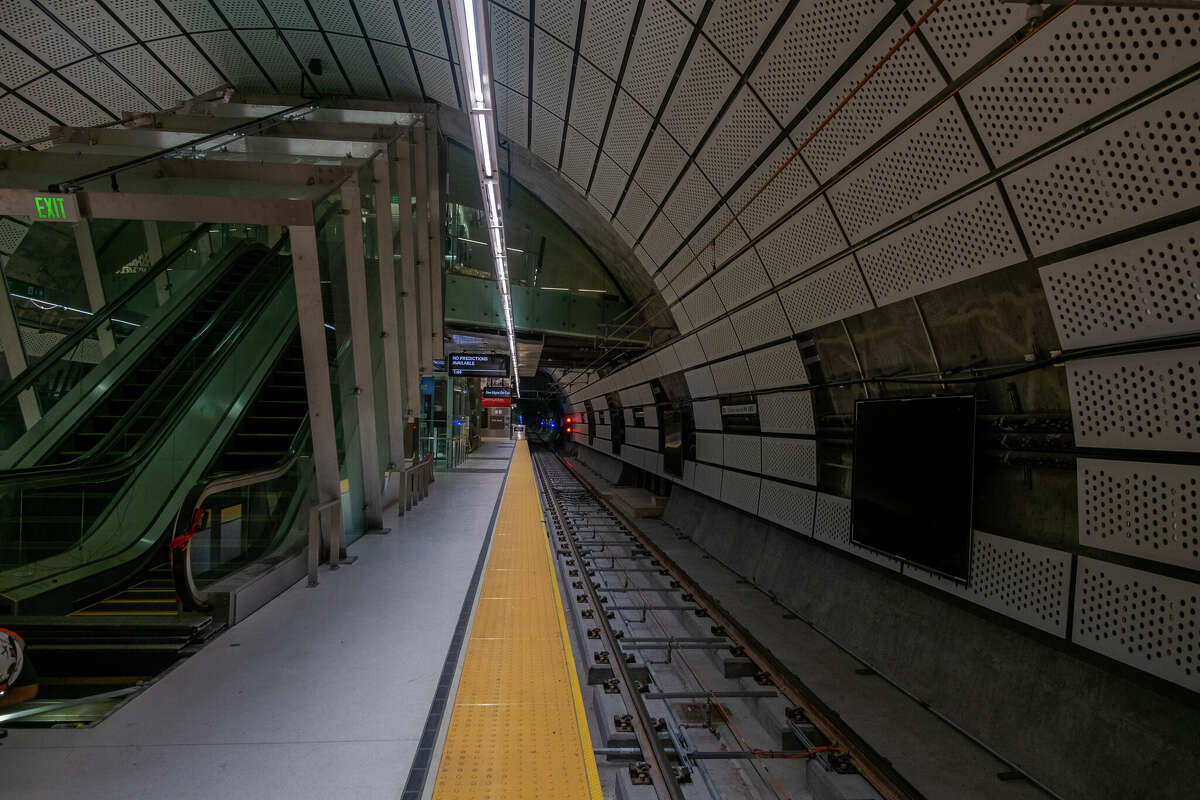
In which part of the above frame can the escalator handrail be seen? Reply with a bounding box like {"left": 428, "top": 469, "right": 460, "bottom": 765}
{"left": 171, "top": 417, "right": 312, "bottom": 611}
{"left": 0, "top": 240, "right": 295, "bottom": 491}
{"left": 0, "top": 240, "right": 277, "bottom": 478}
{"left": 0, "top": 221, "right": 212, "bottom": 411}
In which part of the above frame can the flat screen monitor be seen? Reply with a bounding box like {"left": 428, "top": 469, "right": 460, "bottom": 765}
{"left": 448, "top": 352, "right": 510, "bottom": 377}
{"left": 851, "top": 395, "right": 976, "bottom": 582}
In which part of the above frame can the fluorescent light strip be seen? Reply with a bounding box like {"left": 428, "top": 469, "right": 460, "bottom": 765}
{"left": 451, "top": 0, "right": 520, "bottom": 397}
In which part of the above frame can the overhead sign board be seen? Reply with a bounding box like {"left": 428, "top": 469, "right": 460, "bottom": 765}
{"left": 483, "top": 386, "right": 511, "bottom": 399}
{"left": 448, "top": 352, "right": 510, "bottom": 378}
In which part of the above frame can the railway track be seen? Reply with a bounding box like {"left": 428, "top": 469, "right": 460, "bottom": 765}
{"left": 531, "top": 443, "right": 911, "bottom": 800}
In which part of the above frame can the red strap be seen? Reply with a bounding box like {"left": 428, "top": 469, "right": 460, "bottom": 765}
{"left": 170, "top": 508, "right": 205, "bottom": 552}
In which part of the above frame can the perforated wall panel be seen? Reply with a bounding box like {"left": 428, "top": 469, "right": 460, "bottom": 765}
{"left": 711, "top": 250, "right": 771, "bottom": 314}
{"left": 729, "top": 140, "right": 819, "bottom": 239}
{"left": 828, "top": 102, "right": 987, "bottom": 242}
{"left": 567, "top": 59, "right": 614, "bottom": 143}
{"left": 1066, "top": 348, "right": 1200, "bottom": 453}
{"left": 757, "top": 390, "right": 815, "bottom": 435}
{"left": 604, "top": 91, "right": 654, "bottom": 170}
{"left": 919, "top": 0, "right": 1022, "bottom": 78}
{"left": 579, "top": 0, "right": 637, "bottom": 77}
{"left": 1073, "top": 557, "right": 1200, "bottom": 692}
{"left": 680, "top": 281, "right": 725, "bottom": 328}
{"left": 642, "top": 214, "right": 685, "bottom": 266}
{"left": 412, "top": 52, "right": 458, "bottom": 107}
{"left": 690, "top": 205, "right": 749, "bottom": 269}
{"left": 533, "top": 31, "right": 573, "bottom": 118}
{"left": 755, "top": 196, "right": 845, "bottom": 286}
{"left": 857, "top": 185, "right": 1023, "bottom": 305}
{"left": 561, "top": 126, "right": 597, "bottom": 188}
{"left": 695, "top": 86, "right": 779, "bottom": 194}
{"left": 1078, "top": 458, "right": 1200, "bottom": 571}
{"left": 1040, "top": 221, "right": 1200, "bottom": 350}
{"left": 692, "top": 399, "right": 721, "bottom": 431}
{"left": 745, "top": 341, "right": 807, "bottom": 391}
{"left": 1005, "top": 82, "right": 1200, "bottom": 255}
{"left": 777, "top": 256, "right": 873, "bottom": 334}
{"left": 632, "top": 127, "right": 688, "bottom": 203}
{"left": 685, "top": 365, "right": 716, "bottom": 398}
{"left": 750, "top": 0, "right": 889, "bottom": 123}
{"left": 694, "top": 462, "right": 723, "bottom": 497}
{"left": 791, "top": 15, "right": 942, "bottom": 180}
{"left": 655, "top": 345, "right": 682, "bottom": 377}
{"left": 721, "top": 470, "right": 760, "bottom": 515}
{"left": 674, "top": 335, "right": 706, "bottom": 370}
{"left": 536, "top": 0, "right": 581, "bottom": 42}
{"left": 963, "top": 6, "right": 1200, "bottom": 164}
{"left": 722, "top": 435, "right": 761, "bottom": 473}
{"left": 758, "top": 480, "right": 816, "bottom": 534}
{"left": 698, "top": 317, "right": 738, "bottom": 362}
{"left": 905, "top": 532, "right": 1072, "bottom": 637}
{"left": 813, "top": 493, "right": 899, "bottom": 570}
{"left": 730, "top": 296, "right": 791, "bottom": 351}
{"left": 660, "top": 38, "right": 737, "bottom": 152}
{"left": 710, "top": 355, "right": 753, "bottom": 395}
{"left": 623, "top": 0, "right": 692, "bottom": 113}
{"left": 761, "top": 437, "right": 816, "bottom": 486}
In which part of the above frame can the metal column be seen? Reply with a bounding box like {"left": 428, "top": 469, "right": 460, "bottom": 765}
{"left": 424, "top": 112, "right": 444, "bottom": 360}
{"left": 340, "top": 183, "right": 385, "bottom": 532}
{"left": 0, "top": 277, "right": 40, "bottom": 428}
{"left": 394, "top": 140, "right": 421, "bottom": 423}
{"left": 372, "top": 155, "right": 406, "bottom": 504}
{"left": 143, "top": 221, "right": 170, "bottom": 305}
{"left": 412, "top": 125, "right": 433, "bottom": 374}
{"left": 73, "top": 220, "right": 115, "bottom": 356}
{"left": 290, "top": 224, "right": 346, "bottom": 564}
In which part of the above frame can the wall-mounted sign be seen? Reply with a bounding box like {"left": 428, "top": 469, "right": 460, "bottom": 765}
{"left": 483, "top": 386, "right": 511, "bottom": 399}
{"left": 448, "top": 352, "right": 510, "bottom": 377}
{"left": 432, "top": 358, "right": 446, "bottom": 372}
{"left": 32, "top": 193, "right": 79, "bottom": 222}
{"left": 720, "top": 403, "right": 757, "bottom": 416}
{"left": 481, "top": 396, "right": 511, "bottom": 408}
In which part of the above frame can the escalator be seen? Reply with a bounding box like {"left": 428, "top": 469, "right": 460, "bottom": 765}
{"left": 0, "top": 226, "right": 323, "bottom": 721}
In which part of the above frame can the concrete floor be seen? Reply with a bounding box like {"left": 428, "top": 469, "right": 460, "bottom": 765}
{"left": 0, "top": 439, "right": 515, "bottom": 800}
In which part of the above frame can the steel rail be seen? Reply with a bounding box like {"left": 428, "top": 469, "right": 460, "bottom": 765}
{"left": 553, "top": 451, "right": 927, "bottom": 800}
{"left": 531, "top": 452, "right": 686, "bottom": 800}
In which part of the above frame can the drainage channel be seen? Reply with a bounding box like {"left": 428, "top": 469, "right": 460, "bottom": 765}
{"left": 531, "top": 446, "right": 889, "bottom": 800}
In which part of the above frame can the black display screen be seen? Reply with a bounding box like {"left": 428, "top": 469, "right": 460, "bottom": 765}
{"left": 448, "top": 352, "right": 510, "bottom": 377}
{"left": 851, "top": 396, "right": 976, "bottom": 582}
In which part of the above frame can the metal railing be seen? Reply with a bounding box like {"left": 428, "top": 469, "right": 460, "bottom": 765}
{"left": 402, "top": 453, "right": 435, "bottom": 512}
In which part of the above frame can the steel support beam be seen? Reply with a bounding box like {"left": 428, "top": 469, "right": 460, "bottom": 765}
{"left": 72, "top": 219, "right": 114, "bottom": 356}
{"left": 394, "top": 144, "right": 421, "bottom": 425}
{"left": 340, "top": 183, "right": 384, "bottom": 532}
{"left": 412, "top": 125, "right": 433, "bottom": 374}
{"left": 424, "top": 112, "right": 444, "bottom": 360}
{"left": 290, "top": 223, "right": 345, "bottom": 563}
{"left": 372, "top": 156, "right": 406, "bottom": 503}
{"left": 0, "top": 273, "right": 40, "bottom": 428}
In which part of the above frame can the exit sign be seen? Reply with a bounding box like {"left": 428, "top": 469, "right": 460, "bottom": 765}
{"left": 32, "top": 193, "right": 79, "bottom": 222}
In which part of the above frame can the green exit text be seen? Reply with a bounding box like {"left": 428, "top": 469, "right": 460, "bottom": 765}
{"left": 34, "top": 195, "right": 68, "bottom": 220}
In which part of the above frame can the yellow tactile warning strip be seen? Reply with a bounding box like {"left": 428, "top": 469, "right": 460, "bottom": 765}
{"left": 432, "top": 441, "right": 602, "bottom": 800}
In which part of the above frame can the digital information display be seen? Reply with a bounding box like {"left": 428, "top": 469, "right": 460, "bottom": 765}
{"left": 448, "top": 352, "right": 511, "bottom": 377}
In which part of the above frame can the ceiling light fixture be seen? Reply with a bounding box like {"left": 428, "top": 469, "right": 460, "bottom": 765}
{"left": 449, "top": 0, "right": 520, "bottom": 397}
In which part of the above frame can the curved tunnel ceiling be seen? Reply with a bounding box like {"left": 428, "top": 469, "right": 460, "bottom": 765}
{"left": 0, "top": 1, "right": 1198, "bottom": 384}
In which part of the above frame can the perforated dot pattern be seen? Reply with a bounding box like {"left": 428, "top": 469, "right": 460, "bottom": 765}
{"left": 905, "top": 531, "right": 1071, "bottom": 637}
{"left": 757, "top": 390, "right": 815, "bottom": 435}
{"left": 696, "top": 86, "right": 780, "bottom": 194}
{"left": 533, "top": 31, "right": 573, "bottom": 118}
{"left": 777, "top": 255, "right": 874, "bottom": 333}
{"left": 642, "top": 214, "right": 686, "bottom": 266}
{"left": 536, "top": 0, "right": 581, "bottom": 43}
{"left": 761, "top": 436, "right": 816, "bottom": 486}
{"left": 730, "top": 296, "right": 792, "bottom": 350}
{"left": 623, "top": 0, "right": 692, "bottom": 110}
{"left": 751, "top": 0, "right": 889, "bottom": 123}
{"left": 106, "top": 46, "right": 189, "bottom": 108}
{"left": 710, "top": 250, "right": 771, "bottom": 313}
{"left": 674, "top": 334, "right": 706, "bottom": 369}
{"left": 689, "top": 205, "right": 748, "bottom": 269}
{"left": 758, "top": 480, "right": 816, "bottom": 534}
{"left": 1005, "top": 83, "right": 1200, "bottom": 255}
{"left": 964, "top": 6, "right": 1200, "bottom": 163}
{"left": 710, "top": 355, "right": 753, "bottom": 395}
{"left": 634, "top": 127, "right": 689, "bottom": 203}
{"left": 589, "top": 154, "right": 628, "bottom": 214}
{"left": 1041, "top": 222, "right": 1200, "bottom": 349}
{"left": 794, "top": 17, "right": 942, "bottom": 180}
{"left": 1078, "top": 458, "right": 1200, "bottom": 571}
{"left": 655, "top": 345, "right": 682, "bottom": 376}
{"left": 721, "top": 470, "right": 761, "bottom": 514}
{"left": 531, "top": 103, "right": 565, "bottom": 165}
{"left": 698, "top": 317, "right": 738, "bottom": 361}
{"left": 814, "top": 492, "right": 852, "bottom": 547}
{"left": 579, "top": 0, "right": 637, "bottom": 77}
{"left": 660, "top": 38, "right": 738, "bottom": 152}
{"left": 722, "top": 435, "right": 761, "bottom": 472}
{"left": 694, "top": 430, "right": 723, "bottom": 463}
{"left": 745, "top": 341, "right": 807, "bottom": 391}
{"left": 680, "top": 281, "right": 725, "bottom": 328}
{"left": 20, "top": 74, "right": 106, "bottom": 126}
{"left": 193, "top": 32, "right": 272, "bottom": 93}
{"left": 412, "top": 52, "right": 457, "bottom": 107}
{"left": 0, "top": 218, "right": 30, "bottom": 255}
{"left": 694, "top": 462, "right": 723, "bottom": 498}
{"left": 147, "top": 39, "right": 224, "bottom": 97}
{"left": 728, "top": 140, "right": 818, "bottom": 239}
{"left": 57, "top": 58, "right": 146, "bottom": 119}
{"left": 492, "top": 6, "right": 530, "bottom": 97}
{"left": 857, "top": 185, "right": 1022, "bottom": 305}
{"left": 1073, "top": 557, "right": 1200, "bottom": 691}
{"left": 1066, "top": 348, "right": 1200, "bottom": 453}
{"left": 828, "top": 103, "right": 986, "bottom": 242}
{"left": 567, "top": 59, "right": 614, "bottom": 143}
{"left": 692, "top": 399, "right": 721, "bottom": 431}
{"left": 920, "top": 0, "right": 1022, "bottom": 77}
{"left": 664, "top": 164, "right": 720, "bottom": 237}
{"left": 685, "top": 365, "right": 717, "bottom": 398}
{"left": 496, "top": 83, "right": 529, "bottom": 146}
{"left": 755, "top": 199, "right": 845, "bottom": 286}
